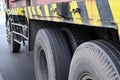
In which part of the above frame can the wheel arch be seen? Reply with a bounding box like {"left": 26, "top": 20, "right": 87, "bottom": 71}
{"left": 29, "top": 19, "right": 119, "bottom": 53}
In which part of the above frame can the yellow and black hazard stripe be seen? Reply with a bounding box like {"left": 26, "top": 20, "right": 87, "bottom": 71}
{"left": 7, "top": 0, "right": 120, "bottom": 34}
{"left": 7, "top": 7, "right": 24, "bottom": 15}
{"left": 96, "top": 0, "right": 113, "bottom": 26}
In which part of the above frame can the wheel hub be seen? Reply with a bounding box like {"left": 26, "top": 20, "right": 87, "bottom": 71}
{"left": 80, "top": 74, "right": 93, "bottom": 80}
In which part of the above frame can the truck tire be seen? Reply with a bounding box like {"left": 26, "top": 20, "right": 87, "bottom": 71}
{"left": 9, "top": 32, "right": 21, "bottom": 53}
{"left": 61, "top": 27, "right": 91, "bottom": 53}
{"left": 69, "top": 40, "right": 120, "bottom": 80}
{"left": 34, "top": 28, "right": 71, "bottom": 80}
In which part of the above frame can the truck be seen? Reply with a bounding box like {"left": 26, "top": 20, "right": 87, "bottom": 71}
{"left": 4, "top": 0, "right": 120, "bottom": 80}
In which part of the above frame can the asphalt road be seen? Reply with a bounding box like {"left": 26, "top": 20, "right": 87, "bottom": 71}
{"left": 0, "top": 14, "right": 35, "bottom": 80}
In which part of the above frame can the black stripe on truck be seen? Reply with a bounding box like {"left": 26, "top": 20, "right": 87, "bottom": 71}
{"left": 48, "top": 4, "right": 54, "bottom": 20}
{"left": 40, "top": 5, "right": 46, "bottom": 19}
{"left": 96, "top": 0, "right": 114, "bottom": 26}
{"left": 77, "top": 1, "right": 90, "bottom": 24}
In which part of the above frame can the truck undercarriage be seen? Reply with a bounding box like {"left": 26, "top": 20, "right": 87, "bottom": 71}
{"left": 5, "top": 0, "right": 120, "bottom": 80}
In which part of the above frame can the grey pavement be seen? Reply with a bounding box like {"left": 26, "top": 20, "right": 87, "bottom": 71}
{"left": 0, "top": 14, "right": 35, "bottom": 80}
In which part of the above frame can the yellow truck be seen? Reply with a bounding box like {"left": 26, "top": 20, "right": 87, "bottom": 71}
{"left": 5, "top": 0, "right": 120, "bottom": 80}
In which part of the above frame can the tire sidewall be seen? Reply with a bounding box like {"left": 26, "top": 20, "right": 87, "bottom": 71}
{"left": 34, "top": 30, "right": 56, "bottom": 80}
{"left": 69, "top": 42, "right": 119, "bottom": 80}
{"left": 69, "top": 57, "right": 102, "bottom": 80}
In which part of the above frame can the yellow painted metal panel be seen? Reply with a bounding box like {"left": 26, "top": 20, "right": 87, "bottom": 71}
{"left": 28, "top": 7, "right": 32, "bottom": 19}
{"left": 36, "top": 6, "right": 43, "bottom": 19}
{"left": 109, "top": 0, "right": 120, "bottom": 35}
{"left": 44, "top": 5, "right": 50, "bottom": 20}
{"left": 24, "top": 8, "right": 29, "bottom": 21}
{"left": 32, "top": 6, "right": 38, "bottom": 19}
{"left": 70, "top": 1, "right": 82, "bottom": 24}
{"left": 52, "top": 3, "right": 60, "bottom": 22}
{"left": 17, "top": 8, "right": 24, "bottom": 15}
{"left": 92, "top": 0, "right": 101, "bottom": 26}
{"left": 85, "top": 0, "right": 92, "bottom": 24}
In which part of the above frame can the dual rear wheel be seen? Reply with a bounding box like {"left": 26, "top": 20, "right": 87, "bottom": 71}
{"left": 34, "top": 28, "right": 120, "bottom": 80}
{"left": 69, "top": 40, "right": 120, "bottom": 80}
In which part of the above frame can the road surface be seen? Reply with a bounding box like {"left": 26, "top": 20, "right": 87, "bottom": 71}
{"left": 0, "top": 14, "right": 35, "bottom": 80}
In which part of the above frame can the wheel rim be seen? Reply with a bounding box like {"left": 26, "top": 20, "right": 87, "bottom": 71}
{"left": 80, "top": 73, "right": 94, "bottom": 80}
{"left": 38, "top": 48, "right": 48, "bottom": 80}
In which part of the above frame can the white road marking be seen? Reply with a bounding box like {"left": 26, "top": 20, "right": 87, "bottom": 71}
{"left": 0, "top": 74, "right": 3, "bottom": 80}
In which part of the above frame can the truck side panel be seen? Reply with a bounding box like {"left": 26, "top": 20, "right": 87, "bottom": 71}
{"left": 7, "top": 0, "right": 120, "bottom": 36}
